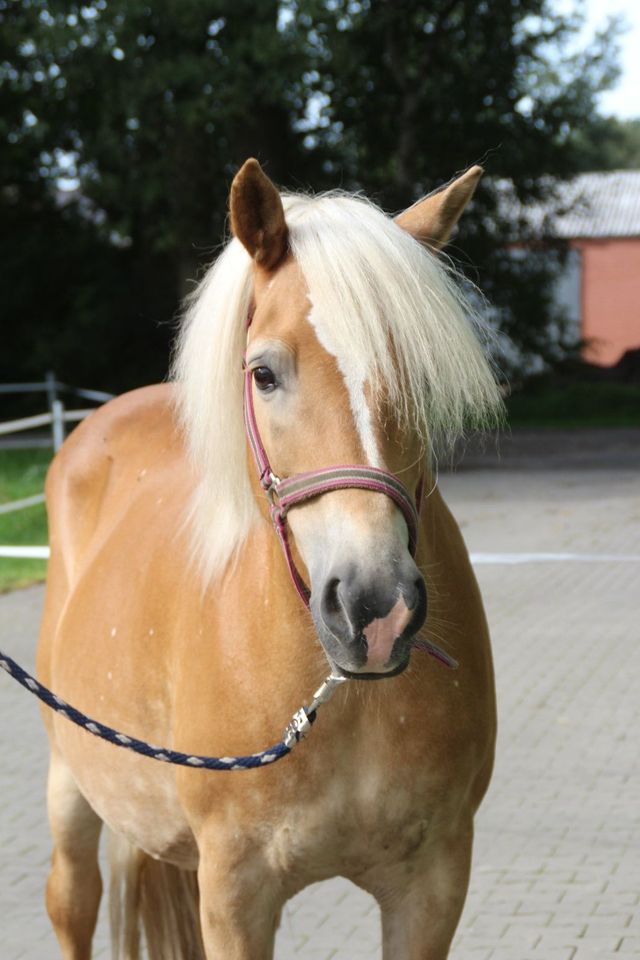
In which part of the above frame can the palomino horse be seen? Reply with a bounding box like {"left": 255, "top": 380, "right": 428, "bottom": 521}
{"left": 37, "top": 159, "right": 502, "bottom": 959}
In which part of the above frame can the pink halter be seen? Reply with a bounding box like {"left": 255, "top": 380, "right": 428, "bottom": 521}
{"left": 243, "top": 310, "right": 458, "bottom": 670}
{"left": 242, "top": 324, "right": 457, "bottom": 671}
{"left": 244, "top": 366, "right": 420, "bottom": 605}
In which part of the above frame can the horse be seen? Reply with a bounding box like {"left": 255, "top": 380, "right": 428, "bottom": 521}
{"left": 36, "top": 158, "right": 503, "bottom": 959}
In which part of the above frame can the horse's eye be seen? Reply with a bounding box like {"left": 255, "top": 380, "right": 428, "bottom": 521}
{"left": 253, "top": 366, "right": 277, "bottom": 393}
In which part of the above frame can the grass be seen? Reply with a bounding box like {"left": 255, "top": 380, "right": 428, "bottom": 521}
{"left": 0, "top": 448, "right": 52, "bottom": 592}
{"left": 506, "top": 381, "right": 640, "bottom": 428}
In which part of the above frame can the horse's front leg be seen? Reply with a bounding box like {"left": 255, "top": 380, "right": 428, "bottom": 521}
{"left": 197, "top": 830, "right": 282, "bottom": 960}
{"left": 45, "top": 748, "right": 103, "bottom": 960}
{"left": 375, "top": 823, "right": 473, "bottom": 960}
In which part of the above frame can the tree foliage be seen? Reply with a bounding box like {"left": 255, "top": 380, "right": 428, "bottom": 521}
{"left": 0, "top": 0, "right": 624, "bottom": 389}
{"left": 572, "top": 116, "right": 640, "bottom": 172}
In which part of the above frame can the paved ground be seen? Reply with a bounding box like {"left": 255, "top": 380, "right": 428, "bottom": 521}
{"left": 1, "top": 466, "right": 639, "bottom": 959}
{"left": 455, "top": 426, "right": 640, "bottom": 471}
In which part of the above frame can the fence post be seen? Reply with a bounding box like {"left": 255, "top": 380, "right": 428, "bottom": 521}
{"left": 52, "top": 399, "right": 65, "bottom": 452}
{"left": 46, "top": 370, "right": 59, "bottom": 450}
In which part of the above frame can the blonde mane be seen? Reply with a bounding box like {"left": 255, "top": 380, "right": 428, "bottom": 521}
{"left": 172, "top": 191, "right": 503, "bottom": 581}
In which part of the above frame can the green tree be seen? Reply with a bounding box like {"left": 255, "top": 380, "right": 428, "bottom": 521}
{"left": 0, "top": 0, "right": 623, "bottom": 388}
{"left": 288, "top": 0, "right": 622, "bottom": 370}
{"left": 572, "top": 116, "right": 640, "bottom": 171}
{"left": 2, "top": 0, "right": 321, "bottom": 286}
{"left": 1, "top": 0, "right": 324, "bottom": 390}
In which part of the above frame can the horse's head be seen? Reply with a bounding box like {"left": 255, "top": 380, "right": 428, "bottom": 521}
{"left": 225, "top": 160, "right": 491, "bottom": 679}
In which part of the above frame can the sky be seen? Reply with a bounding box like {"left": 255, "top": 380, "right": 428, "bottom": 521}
{"left": 582, "top": 0, "right": 640, "bottom": 119}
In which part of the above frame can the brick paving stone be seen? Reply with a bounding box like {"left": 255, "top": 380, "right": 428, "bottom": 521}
{"left": 619, "top": 937, "right": 640, "bottom": 952}
{"left": 1, "top": 467, "right": 638, "bottom": 959}
{"left": 572, "top": 954, "right": 632, "bottom": 960}
{"left": 492, "top": 952, "right": 577, "bottom": 960}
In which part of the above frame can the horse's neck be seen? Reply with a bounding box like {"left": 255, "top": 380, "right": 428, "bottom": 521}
{"left": 420, "top": 484, "right": 465, "bottom": 560}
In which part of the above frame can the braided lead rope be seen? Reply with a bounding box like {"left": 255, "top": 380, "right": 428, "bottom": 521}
{"left": 0, "top": 650, "right": 347, "bottom": 771}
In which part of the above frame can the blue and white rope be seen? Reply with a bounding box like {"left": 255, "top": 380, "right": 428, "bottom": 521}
{"left": 0, "top": 650, "right": 347, "bottom": 771}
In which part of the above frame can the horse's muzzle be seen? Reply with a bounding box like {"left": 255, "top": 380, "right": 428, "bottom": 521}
{"left": 312, "top": 560, "right": 427, "bottom": 679}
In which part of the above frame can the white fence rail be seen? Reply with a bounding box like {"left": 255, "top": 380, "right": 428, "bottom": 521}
{"left": 0, "top": 545, "right": 50, "bottom": 559}
{"left": 0, "top": 382, "right": 113, "bottom": 403}
{"left": 0, "top": 493, "right": 46, "bottom": 516}
{"left": 0, "top": 372, "right": 113, "bottom": 451}
{"left": 1, "top": 374, "right": 114, "bottom": 561}
{"left": 0, "top": 407, "right": 96, "bottom": 438}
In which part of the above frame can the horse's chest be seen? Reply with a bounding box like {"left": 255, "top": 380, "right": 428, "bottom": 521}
{"left": 266, "top": 763, "right": 435, "bottom": 882}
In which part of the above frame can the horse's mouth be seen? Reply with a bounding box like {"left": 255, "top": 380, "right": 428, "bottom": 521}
{"left": 315, "top": 616, "right": 415, "bottom": 681}
{"left": 330, "top": 655, "right": 410, "bottom": 682}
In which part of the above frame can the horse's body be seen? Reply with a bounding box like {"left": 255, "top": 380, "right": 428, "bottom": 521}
{"left": 37, "top": 161, "right": 501, "bottom": 959}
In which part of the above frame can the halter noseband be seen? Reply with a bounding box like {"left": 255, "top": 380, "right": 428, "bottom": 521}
{"left": 243, "top": 364, "right": 420, "bottom": 607}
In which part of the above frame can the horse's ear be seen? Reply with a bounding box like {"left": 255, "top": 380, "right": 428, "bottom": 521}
{"left": 395, "top": 165, "right": 483, "bottom": 250}
{"left": 229, "top": 158, "right": 289, "bottom": 270}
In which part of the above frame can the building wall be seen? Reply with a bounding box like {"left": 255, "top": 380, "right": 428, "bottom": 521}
{"left": 573, "top": 237, "right": 640, "bottom": 366}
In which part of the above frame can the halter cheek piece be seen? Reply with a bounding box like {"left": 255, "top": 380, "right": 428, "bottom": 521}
{"left": 244, "top": 367, "right": 421, "bottom": 606}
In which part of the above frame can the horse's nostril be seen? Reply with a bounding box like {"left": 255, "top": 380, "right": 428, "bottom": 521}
{"left": 321, "top": 577, "right": 356, "bottom": 643}
{"left": 410, "top": 576, "right": 428, "bottom": 632}
{"left": 407, "top": 577, "right": 423, "bottom": 611}
{"left": 323, "top": 578, "right": 341, "bottom": 616}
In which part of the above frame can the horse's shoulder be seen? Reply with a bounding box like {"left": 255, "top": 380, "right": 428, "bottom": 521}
{"left": 48, "top": 383, "right": 178, "bottom": 484}
{"left": 45, "top": 383, "right": 188, "bottom": 573}
{"left": 65, "top": 381, "right": 176, "bottom": 448}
